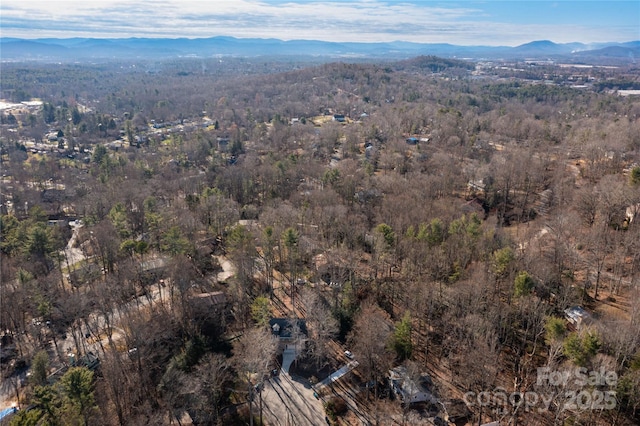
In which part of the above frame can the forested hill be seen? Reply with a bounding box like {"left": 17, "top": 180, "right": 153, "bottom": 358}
{"left": 392, "top": 56, "right": 476, "bottom": 73}
{"left": 1, "top": 36, "right": 639, "bottom": 64}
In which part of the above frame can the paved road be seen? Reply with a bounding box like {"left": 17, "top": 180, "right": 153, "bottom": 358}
{"left": 260, "top": 372, "right": 326, "bottom": 426}
{"left": 316, "top": 360, "right": 359, "bottom": 388}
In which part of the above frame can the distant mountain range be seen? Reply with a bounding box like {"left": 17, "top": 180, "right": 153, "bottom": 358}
{"left": 1, "top": 37, "right": 638, "bottom": 64}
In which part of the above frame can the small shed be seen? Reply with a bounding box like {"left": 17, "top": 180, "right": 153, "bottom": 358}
{"left": 405, "top": 137, "right": 419, "bottom": 145}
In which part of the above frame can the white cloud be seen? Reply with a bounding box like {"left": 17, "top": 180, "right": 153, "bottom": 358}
{"left": 0, "top": 0, "right": 636, "bottom": 45}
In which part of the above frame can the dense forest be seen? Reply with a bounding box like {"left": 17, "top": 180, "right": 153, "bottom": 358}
{"left": 1, "top": 55, "right": 640, "bottom": 426}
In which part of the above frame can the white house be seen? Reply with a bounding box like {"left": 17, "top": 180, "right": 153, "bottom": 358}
{"left": 389, "top": 366, "right": 436, "bottom": 404}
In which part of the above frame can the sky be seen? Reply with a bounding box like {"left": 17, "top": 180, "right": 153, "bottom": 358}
{"left": 0, "top": 1, "right": 638, "bottom": 46}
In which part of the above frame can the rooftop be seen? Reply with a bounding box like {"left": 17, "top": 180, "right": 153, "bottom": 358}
{"left": 269, "top": 318, "right": 307, "bottom": 339}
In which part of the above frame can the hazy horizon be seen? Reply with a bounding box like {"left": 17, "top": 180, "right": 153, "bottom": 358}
{"left": 1, "top": 1, "right": 638, "bottom": 47}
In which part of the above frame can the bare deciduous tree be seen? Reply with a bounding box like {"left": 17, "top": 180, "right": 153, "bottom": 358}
{"left": 232, "top": 327, "right": 278, "bottom": 426}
